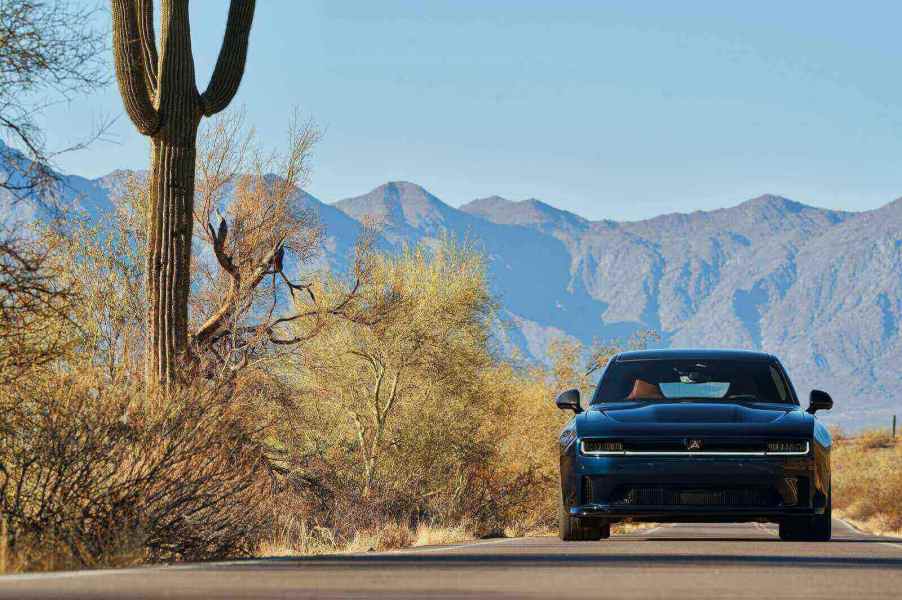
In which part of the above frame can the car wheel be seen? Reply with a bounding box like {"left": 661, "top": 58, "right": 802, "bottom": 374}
{"left": 809, "top": 486, "right": 832, "bottom": 542}
{"left": 779, "top": 486, "right": 832, "bottom": 542}
{"left": 559, "top": 495, "right": 578, "bottom": 541}
{"left": 559, "top": 497, "right": 608, "bottom": 541}
{"left": 779, "top": 518, "right": 807, "bottom": 540}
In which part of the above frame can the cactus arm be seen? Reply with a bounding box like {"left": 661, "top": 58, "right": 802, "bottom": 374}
{"left": 137, "top": 0, "right": 159, "bottom": 95}
{"left": 200, "top": 0, "right": 256, "bottom": 117}
{"left": 111, "top": 0, "right": 160, "bottom": 135}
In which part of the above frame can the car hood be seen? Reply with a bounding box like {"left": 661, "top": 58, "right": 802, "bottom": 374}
{"left": 579, "top": 401, "right": 812, "bottom": 437}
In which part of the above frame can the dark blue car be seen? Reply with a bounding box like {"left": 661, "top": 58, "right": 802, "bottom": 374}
{"left": 556, "top": 349, "right": 833, "bottom": 542}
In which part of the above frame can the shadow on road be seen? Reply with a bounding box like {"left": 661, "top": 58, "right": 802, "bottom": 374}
{"left": 229, "top": 552, "right": 902, "bottom": 572}
{"left": 623, "top": 536, "right": 898, "bottom": 544}
{"left": 617, "top": 537, "right": 782, "bottom": 542}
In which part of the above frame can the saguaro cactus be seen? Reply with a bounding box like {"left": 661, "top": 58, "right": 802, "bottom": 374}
{"left": 110, "top": 0, "right": 256, "bottom": 388}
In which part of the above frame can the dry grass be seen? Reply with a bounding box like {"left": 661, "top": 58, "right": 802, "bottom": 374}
{"left": 832, "top": 430, "right": 902, "bottom": 536}
{"left": 612, "top": 521, "right": 659, "bottom": 535}
{"left": 855, "top": 429, "right": 896, "bottom": 450}
{"left": 481, "top": 518, "right": 663, "bottom": 542}
{"left": 258, "top": 522, "right": 476, "bottom": 557}
{"left": 413, "top": 524, "right": 473, "bottom": 547}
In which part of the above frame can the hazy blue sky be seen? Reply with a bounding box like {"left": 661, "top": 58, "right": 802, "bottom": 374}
{"left": 39, "top": 1, "right": 902, "bottom": 220}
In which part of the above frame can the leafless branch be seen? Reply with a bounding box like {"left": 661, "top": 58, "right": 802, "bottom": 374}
{"left": 1, "top": 0, "right": 111, "bottom": 204}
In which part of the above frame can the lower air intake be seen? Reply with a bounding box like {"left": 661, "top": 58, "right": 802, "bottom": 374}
{"left": 611, "top": 486, "right": 780, "bottom": 508}
{"left": 582, "top": 476, "right": 593, "bottom": 503}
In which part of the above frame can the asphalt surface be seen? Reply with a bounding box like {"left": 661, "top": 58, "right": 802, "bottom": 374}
{"left": 2, "top": 520, "right": 901, "bottom": 599}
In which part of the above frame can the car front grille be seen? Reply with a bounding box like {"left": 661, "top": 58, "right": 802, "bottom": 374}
{"left": 621, "top": 439, "right": 768, "bottom": 453}
{"left": 609, "top": 485, "right": 781, "bottom": 508}
{"left": 580, "top": 437, "right": 809, "bottom": 456}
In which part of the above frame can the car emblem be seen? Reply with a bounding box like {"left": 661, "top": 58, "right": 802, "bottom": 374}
{"left": 686, "top": 439, "right": 703, "bottom": 451}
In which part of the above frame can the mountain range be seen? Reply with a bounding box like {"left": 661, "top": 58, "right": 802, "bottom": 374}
{"left": 3, "top": 139, "right": 900, "bottom": 430}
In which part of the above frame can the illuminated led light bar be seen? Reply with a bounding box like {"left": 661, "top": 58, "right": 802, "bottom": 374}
{"left": 766, "top": 440, "right": 810, "bottom": 455}
{"left": 580, "top": 440, "right": 625, "bottom": 455}
{"left": 579, "top": 439, "right": 810, "bottom": 456}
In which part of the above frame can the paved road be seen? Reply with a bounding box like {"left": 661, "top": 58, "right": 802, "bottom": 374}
{"left": 2, "top": 520, "right": 901, "bottom": 599}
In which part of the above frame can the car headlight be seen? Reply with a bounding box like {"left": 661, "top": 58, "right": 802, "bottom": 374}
{"left": 766, "top": 440, "right": 809, "bottom": 455}
{"left": 581, "top": 439, "right": 625, "bottom": 455}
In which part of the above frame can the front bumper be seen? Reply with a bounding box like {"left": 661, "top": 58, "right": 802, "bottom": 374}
{"left": 563, "top": 452, "right": 825, "bottom": 522}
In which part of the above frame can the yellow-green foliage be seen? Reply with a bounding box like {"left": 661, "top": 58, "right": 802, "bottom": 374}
{"left": 832, "top": 431, "right": 902, "bottom": 533}
{"left": 271, "top": 241, "right": 568, "bottom": 542}
{"left": 0, "top": 222, "right": 643, "bottom": 568}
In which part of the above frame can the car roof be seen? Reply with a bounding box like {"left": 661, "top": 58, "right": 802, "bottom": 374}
{"left": 615, "top": 348, "right": 777, "bottom": 363}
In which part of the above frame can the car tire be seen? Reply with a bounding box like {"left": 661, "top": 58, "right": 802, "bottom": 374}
{"left": 559, "top": 496, "right": 611, "bottom": 541}
{"left": 779, "top": 518, "right": 807, "bottom": 540}
{"left": 779, "top": 486, "right": 832, "bottom": 542}
{"left": 809, "top": 486, "right": 832, "bottom": 542}
{"left": 558, "top": 495, "right": 579, "bottom": 541}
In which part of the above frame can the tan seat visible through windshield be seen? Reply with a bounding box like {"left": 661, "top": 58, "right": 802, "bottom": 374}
{"left": 627, "top": 378, "right": 664, "bottom": 400}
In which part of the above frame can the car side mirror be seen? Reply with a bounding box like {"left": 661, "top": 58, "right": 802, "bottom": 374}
{"left": 555, "top": 389, "right": 582, "bottom": 414}
{"left": 807, "top": 389, "right": 833, "bottom": 414}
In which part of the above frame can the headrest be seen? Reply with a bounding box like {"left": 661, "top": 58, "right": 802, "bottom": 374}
{"left": 627, "top": 378, "right": 664, "bottom": 400}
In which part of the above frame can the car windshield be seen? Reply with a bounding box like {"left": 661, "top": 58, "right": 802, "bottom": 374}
{"left": 591, "top": 358, "right": 796, "bottom": 405}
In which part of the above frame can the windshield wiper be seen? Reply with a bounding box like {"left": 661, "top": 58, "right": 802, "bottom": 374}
{"left": 622, "top": 396, "right": 667, "bottom": 402}
{"left": 723, "top": 394, "right": 763, "bottom": 402}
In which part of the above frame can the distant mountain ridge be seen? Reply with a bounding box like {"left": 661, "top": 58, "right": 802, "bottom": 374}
{"left": 328, "top": 183, "right": 902, "bottom": 431}
{"left": 3, "top": 146, "right": 900, "bottom": 430}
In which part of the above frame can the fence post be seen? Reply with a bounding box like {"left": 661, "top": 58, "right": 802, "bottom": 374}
{"left": 893, "top": 415, "right": 897, "bottom": 439}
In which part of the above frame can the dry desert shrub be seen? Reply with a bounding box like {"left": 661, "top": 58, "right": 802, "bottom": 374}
{"left": 855, "top": 429, "right": 895, "bottom": 450}
{"left": 832, "top": 431, "right": 902, "bottom": 533}
{"left": 255, "top": 241, "right": 572, "bottom": 551}
{"left": 0, "top": 371, "right": 275, "bottom": 572}
{"left": 2, "top": 190, "right": 654, "bottom": 568}
{"left": 0, "top": 230, "right": 77, "bottom": 386}
{"left": 252, "top": 245, "right": 665, "bottom": 554}
{"left": 371, "top": 523, "right": 414, "bottom": 551}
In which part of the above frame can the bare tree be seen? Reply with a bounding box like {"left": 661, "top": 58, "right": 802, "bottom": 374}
{"left": 110, "top": 0, "right": 257, "bottom": 390}
{"left": 60, "top": 108, "right": 390, "bottom": 384}
{"left": 0, "top": 2, "right": 110, "bottom": 380}
{"left": 189, "top": 110, "right": 327, "bottom": 371}
{"left": 0, "top": 0, "right": 109, "bottom": 203}
{"left": 0, "top": 227, "right": 76, "bottom": 384}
